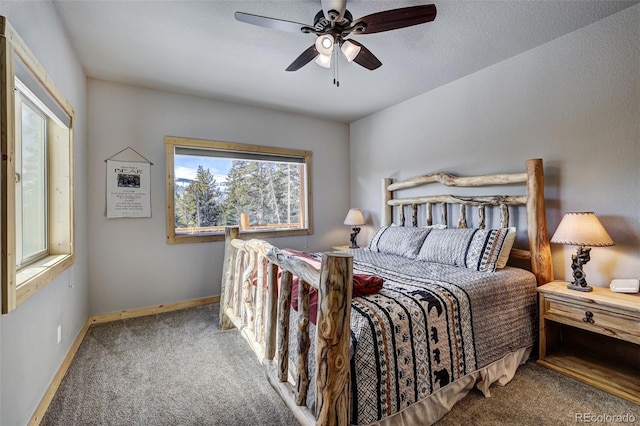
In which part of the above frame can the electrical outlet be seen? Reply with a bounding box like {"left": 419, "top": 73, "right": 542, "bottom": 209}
{"left": 57, "top": 325, "right": 62, "bottom": 344}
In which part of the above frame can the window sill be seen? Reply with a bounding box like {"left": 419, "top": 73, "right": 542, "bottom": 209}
{"left": 168, "top": 228, "right": 312, "bottom": 244}
{"left": 16, "top": 254, "right": 74, "bottom": 307}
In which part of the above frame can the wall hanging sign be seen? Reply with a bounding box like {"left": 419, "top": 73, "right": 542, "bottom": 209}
{"left": 105, "top": 147, "right": 153, "bottom": 218}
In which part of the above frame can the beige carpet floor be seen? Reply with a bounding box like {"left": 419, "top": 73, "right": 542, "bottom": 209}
{"left": 42, "top": 304, "right": 638, "bottom": 425}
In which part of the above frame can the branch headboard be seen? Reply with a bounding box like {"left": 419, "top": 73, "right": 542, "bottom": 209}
{"left": 381, "top": 158, "right": 553, "bottom": 286}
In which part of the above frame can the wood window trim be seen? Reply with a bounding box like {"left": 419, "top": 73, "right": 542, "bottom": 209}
{"left": 1, "top": 17, "right": 75, "bottom": 313}
{"left": 165, "top": 136, "right": 313, "bottom": 244}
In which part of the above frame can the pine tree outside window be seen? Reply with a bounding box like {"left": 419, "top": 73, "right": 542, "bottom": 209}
{"left": 165, "top": 137, "right": 312, "bottom": 244}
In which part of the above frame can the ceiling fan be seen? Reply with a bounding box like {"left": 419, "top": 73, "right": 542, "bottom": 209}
{"left": 235, "top": 0, "right": 437, "bottom": 74}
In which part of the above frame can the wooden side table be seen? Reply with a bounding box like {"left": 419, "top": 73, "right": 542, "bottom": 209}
{"left": 537, "top": 281, "right": 640, "bottom": 404}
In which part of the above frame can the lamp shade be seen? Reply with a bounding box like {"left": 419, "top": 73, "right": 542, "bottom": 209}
{"left": 315, "top": 34, "right": 334, "bottom": 56}
{"left": 340, "top": 40, "right": 361, "bottom": 62}
{"left": 344, "top": 208, "right": 365, "bottom": 226}
{"left": 314, "top": 53, "right": 332, "bottom": 68}
{"left": 550, "top": 212, "right": 614, "bottom": 247}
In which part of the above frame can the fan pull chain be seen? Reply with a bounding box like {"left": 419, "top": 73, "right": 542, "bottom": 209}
{"left": 333, "top": 46, "right": 339, "bottom": 87}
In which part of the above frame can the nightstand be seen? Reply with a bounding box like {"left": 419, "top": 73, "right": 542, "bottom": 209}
{"left": 537, "top": 281, "right": 640, "bottom": 404}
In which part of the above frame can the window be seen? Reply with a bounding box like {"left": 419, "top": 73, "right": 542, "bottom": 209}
{"left": 1, "top": 17, "right": 75, "bottom": 313}
{"left": 15, "top": 80, "right": 49, "bottom": 267}
{"left": 165, "top": 136, "right": 313, "bottom": 243}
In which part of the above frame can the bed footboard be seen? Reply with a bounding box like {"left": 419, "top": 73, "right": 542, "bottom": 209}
{"left": 219, "top": 227, "right": 353, "bottom": 425}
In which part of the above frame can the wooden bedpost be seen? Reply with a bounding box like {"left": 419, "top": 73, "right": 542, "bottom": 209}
{"left": 526, "top": 159, "right": 554, "bottom": 285}
{"left": 381, "top": 178, "right": 392, "bottom": 226}
{"left": 277, "top": 270, "right": 293, "bottom": 382}
{"left": 265, "top": 262, "right": 279, "bottom": 361}
{"left": 219, "top": 226, "right": 239, "bottom": 329}
{"left": 315, "top": 253, "right": 353, "bottom": 426}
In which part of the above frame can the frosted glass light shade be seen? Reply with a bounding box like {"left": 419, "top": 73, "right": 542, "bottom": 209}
{"left": 341, "top": 40, "right": 361, "bottom": 62}
{"left": 344, "top": 208, "right": 365, "bottom": 226}
{"left": 314, "top": 53, "right": 332, "bottom": 68}
{"left": 551, "top": 212, "right": 614, "bottom": 247}
{"left": 315, "top": 34, "right": 334, "bottom": 56}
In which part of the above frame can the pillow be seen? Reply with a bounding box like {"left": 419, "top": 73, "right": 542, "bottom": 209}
{"left": 495, "top": 227, "right": 516, "bottom": 269}
{"left": 367, "top": 226, "right": 431, "bottom": 258}
{"left": 291, "top": 273, "right": 384, "bottom": 325}
{"left": 416, "top": 228, "right": 511, "bottom": 272}
{"left": 280, "top": 250, "right": 384, "bottom": 326}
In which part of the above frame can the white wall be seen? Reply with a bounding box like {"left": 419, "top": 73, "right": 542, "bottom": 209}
{"left": 350, "top": 5, "right": 640, "bottom": 287}
{"left": 0, "top": 2, "right": 89, "bottom": 425}
{"left": 87, "top": 80, "right": 350, "bottom": 315}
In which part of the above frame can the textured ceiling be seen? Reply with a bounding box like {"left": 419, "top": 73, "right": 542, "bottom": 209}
{"left": 52, "top": 0, "right": 637, "bottom": 123}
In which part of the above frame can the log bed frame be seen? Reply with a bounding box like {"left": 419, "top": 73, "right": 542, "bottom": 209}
{"left": 218, "top": 158, "right": 554, "bottom": 425}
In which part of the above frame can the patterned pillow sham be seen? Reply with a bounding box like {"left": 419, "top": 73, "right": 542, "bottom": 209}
{"left": 416, "top": 228, "right": 511, "bottom": 272}
{"left": 495, "top": 227, "right": 516, "bottom": 269}
{"left": 367, "top": 226, "right": 431, "bottom": 258}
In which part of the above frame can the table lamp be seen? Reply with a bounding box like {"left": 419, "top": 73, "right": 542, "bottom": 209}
{"left": 550, "top": 212, "right": 614, "bottom": 292}
{"left": 344, "top": 208, "right": 365, "bottom": 248}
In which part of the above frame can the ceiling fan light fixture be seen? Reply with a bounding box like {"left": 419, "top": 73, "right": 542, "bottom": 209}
{"left": 340, "top": 40, "right": 361, "bottom": 62}
{"left": 315, "top": 53, "right": 332, "bottom": 68}
{"left": 315, "top": 34, "right": 335, "bottom": 56}
{"left": 236, "top": 3, "right": 437, "bottom": 74}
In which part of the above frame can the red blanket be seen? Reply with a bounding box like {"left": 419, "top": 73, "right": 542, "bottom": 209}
{"left": 283, "top": 249, "right": 384, "bottom": 325}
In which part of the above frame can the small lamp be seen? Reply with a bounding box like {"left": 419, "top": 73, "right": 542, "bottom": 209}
{"left": 344, "top": 208, "right": 365, "bottom": 248}
{"left": 550, "top": 212, "right": 614, "bottom": 292}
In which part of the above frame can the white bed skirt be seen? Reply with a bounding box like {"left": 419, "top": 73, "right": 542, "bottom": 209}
{"left": 369, "top": 346, "right": 533, "bottom": 426}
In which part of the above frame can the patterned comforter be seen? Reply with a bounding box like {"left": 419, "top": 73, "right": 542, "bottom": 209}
{"left": 314, "top": 249, "right": 538, "bottom": 424}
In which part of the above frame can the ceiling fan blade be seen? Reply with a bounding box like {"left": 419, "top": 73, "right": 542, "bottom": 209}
{"left": 321, "top": 0, "right": 347, "bottom": 22}
{"left": 235, "top": 11, "right": 308, "bottom": 34}
{"left": 352, "top": 4, "right": 437, "bottom": 35}
{"left": 286, "top": 45, "right": 319, "bottom": 71}
{"left": 347, "top": 40, "right": 382, "bottom": 70}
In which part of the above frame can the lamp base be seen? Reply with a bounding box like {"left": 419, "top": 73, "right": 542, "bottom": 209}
{"left": 568, "top": 246, "right": 592, "bottom": 292}
{"left": 349, "top": 226, "right": 361, "bottom": 249}
{"left": 567, "top": 283, "right": 593, "bottom": 292}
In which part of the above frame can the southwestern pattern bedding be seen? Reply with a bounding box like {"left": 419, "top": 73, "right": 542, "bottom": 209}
{"left": 297, "top": 249, "right": 537, "bottom": 425}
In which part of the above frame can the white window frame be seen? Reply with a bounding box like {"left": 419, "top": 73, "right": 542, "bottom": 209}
{"left": 165, "top": 136, "right": 313, "bottom": 244}
{"left": 1, "top": 17, "right": 75, "bottom": 313}
{"left": 15, "top": 81, "right": 50, "bottom": 267}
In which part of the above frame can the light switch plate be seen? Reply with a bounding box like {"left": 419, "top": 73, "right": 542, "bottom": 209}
{"left": 609, "top": 279, "right": 639, "bottom": 293}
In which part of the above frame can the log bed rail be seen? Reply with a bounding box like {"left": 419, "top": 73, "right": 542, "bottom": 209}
{"left": 219, "top": 228, "right": 352, "bottom": 425}
{"left": 218, "top": 158, "right": 553, "bottom": 426}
